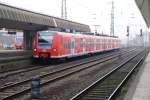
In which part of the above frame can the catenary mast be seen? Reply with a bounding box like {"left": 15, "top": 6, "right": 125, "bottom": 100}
{"left": 110, "top": 1, "right": 114, "bottom": 36}
{"left": 61, "top": 0, "right": 67, "bottom": 19}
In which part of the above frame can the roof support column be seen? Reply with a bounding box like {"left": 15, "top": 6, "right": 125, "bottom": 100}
{"left": 23, "top": 30, "right": 34, "bottom": 50}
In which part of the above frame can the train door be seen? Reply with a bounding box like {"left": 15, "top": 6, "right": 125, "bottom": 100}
{"left": 94, "top": 38, "right": 96, "bottom": 52}
{"left": 71, "top": 38, "right": 75, "bottom": 55}
{"left": 83, "top": 39, "right": 86, "bottom": 53}
{"left": 100, "top": 37, "right": 102, "bottom": 51}
{"left": 102, "top": 38, "right": 104, "bottom": 51}
{"left": 112, "top": 39, "right": 115, "bottom": 49}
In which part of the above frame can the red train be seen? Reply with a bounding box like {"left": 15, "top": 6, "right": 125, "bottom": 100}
{"left": 33, "top": 30, "right": 121, "bottom": 59}
{"left": 15, "top": 43, "right": 23, "bottom": 49}
{"left": 15, "top": 36, "right": 24, "bottom": 49}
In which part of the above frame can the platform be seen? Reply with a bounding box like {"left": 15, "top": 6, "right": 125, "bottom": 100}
{"left": 124, "top": 52, "right": 150, "bottom": 100}
{"left": 0, "top": 49, "right": 32, "bottom": 58}
{"left": 0, "top": 50, "right": 32, "bottom": 73}
{"left": 0, "top": 49, "right": 24, "bottom": 53}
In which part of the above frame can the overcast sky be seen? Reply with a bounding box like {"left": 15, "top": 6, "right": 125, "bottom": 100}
{"left": 0, "top": 0, "right": 147, "bottom": 39}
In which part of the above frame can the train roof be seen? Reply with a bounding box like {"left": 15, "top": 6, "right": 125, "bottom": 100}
{"left": 80, "top": 32, "right": 118, "bottom": 38}
{"left": 38, "top": 30, "right": 119, "bottom": 38}
{"left": 58, "top": 32, "right": 119, "bottom": 38}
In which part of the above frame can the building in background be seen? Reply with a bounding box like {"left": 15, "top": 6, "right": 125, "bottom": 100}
{"left": 0, "top": 28, "right": 15, "bottom": 49}
{"left": 0, "top": 28, "right": 24, "bottom": 49}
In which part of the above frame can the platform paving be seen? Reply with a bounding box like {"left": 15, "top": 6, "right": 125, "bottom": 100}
{"left": 130, "top": 52, "right": 150, "bottom": 100}
{"left": 0, "top": 49, "right": 24, "bottom": 53}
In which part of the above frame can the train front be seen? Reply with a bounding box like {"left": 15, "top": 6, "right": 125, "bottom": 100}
{"left": 33, "top": 30, "right": 54, "bottom": 59}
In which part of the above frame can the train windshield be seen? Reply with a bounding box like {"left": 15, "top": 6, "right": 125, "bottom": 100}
{"left": 16, "top": 37, "right": 23, "bottom": 43}
{"left": 38, "top": 31, "right": 54, "bottom": 48}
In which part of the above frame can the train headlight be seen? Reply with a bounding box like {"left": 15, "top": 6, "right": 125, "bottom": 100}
{"left": 53, "top": 49, "right": 57, "bottom": 52}
{"left": 34, "top": 48, "right": 37, "bottom": 52}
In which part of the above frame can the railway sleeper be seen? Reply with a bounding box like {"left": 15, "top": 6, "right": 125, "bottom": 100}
{"left": 90, "top": 90, "right": 111, "bottom": 93}
{"left": 87, "top": 92, "right": 113, "bottom": 96}
{"left": 82, "top": 95, "right": 110, "bottom": 100}
{"left": 85, "top": 94, "right": 110, "bottom": 97}
{"left": 96, "top": 85, "right": 117, "bottom": 89}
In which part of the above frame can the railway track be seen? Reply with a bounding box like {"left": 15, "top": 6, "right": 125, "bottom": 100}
{"left": 0, "top": 48, "right": 135, "bottom": 87}
{"left": 70, "top": 48, "right": 149, "bottom": 100}
{"left": 0, "top": 48, "right": 140, "bottom": 100}
{"left": 0, "top": 48, "right": 134, "bottom": 79}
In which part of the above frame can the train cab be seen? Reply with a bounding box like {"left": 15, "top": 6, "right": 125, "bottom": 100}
{"left": 33, "top": 31, "right": 55, "bottom": 58}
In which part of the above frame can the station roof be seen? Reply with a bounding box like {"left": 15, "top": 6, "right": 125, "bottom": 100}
{"left": 0, "top": 2, "right": 90, "bottom": 32}
{"left": 135, "top": 0, "right": 150, "bottom": 27}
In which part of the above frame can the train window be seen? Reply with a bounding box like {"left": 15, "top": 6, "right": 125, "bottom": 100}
{"left": 38, "top": 31, "right": 54, "bottom": 48}
{"left": 86, "top": 41, "right": 88, "bottom": 48}
{"left": 60, "top": 36, "right": 63, "bottom": 48}
{"left": 71, "top": 41, "right": 75, "bottom": 49}
{"left": 64, "top": 41, "right": 66, "bottom": 49}
{"left": 64, "top": 40, "right": 72, "bottom": 49}
{"left": 80, "top": 38, "right": 84, "bottom": 48}
{"left": 16, "top": 36, "right": 23, "bottom": 43}
{"left": 68, "top": 40, "right": 71, "bottom": 49}
{"left": 64, "top": 40, "right": 68, "bottom": 49}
